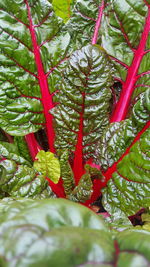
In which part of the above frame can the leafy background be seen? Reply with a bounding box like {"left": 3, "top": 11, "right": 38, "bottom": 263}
{"left": 0, "top": 0, "right": 149, "bottom": 232}
{"left": 0, "top": 0, "right": 150, "bottom": 265}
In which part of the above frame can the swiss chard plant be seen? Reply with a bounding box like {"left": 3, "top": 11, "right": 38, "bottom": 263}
{"left": 0, "top": 0, "right": 150, "bottom": 224}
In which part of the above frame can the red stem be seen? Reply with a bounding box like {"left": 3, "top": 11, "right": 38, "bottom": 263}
{"left": 47, "top": 178, "right": 66, "bottom": 198}
{"left": 25, "top": 0, "right": 66, "bottom": 197}
{"left": 85, "top": 121, "right": 150, "bottom": 206}
{"left": 73, "top": 0, "right": 105, "bottom": 185}
{"left": 85, "top": 9, "right": 150, "bottom": 206}
{"left": 25, "top": 0, "right": 55, "bottom": 153}
{"left": 25, "top": 133, "right": 42, "bottom": 161}
{"left": 102, "top": 121, "right": 150, "bottom": 183}
{"left": 92, "top": 0, "right": 105, "bottom": 45}
{"left": 110, "top": 8, "right": 150, "bottom": 122}
{"left": 73, "top": 93, "right": 85, "bottom": 185}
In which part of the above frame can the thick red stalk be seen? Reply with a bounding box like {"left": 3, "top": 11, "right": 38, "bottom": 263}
{"left": 25, "top": 133, "right": 42, "bottom": 161}
{"left": 85, "top": 8, "right": 150, "bottom": 206}
{"left": 25, "top": 0, "right": 66, "bottom": 197}
{"left": 73, "top": 93, "right": 85, "bottom": 185}
{"left": 0, "top": 157, "right": 7, "bottom": 161}
{"left": 73, "top": 1, "right": 105, "bottom": 186}
{"left": 25, "top": 0, "right": 55, "bottom": 153}
{"left": 110, "top": 8, "right": 150, "bottom": 122}
{"left": 47, "top": 178, "right": 66, "bottom": 198}
{"left": 92, "top": 0, "right": 105, "bottom": 45}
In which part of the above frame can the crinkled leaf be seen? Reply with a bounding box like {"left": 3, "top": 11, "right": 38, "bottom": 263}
{"left": 140, "top": 213, "right": 150, "bottom": 231}
{"left": 0, "top": 141, "right": 31, "bottom": 166}
{"left": 0, "top": 198, "right": 150, "bottom": 266}
{"left": 67, "top": 0, "right": 101, "bottom": 49}
{"left": 84, "top": 164, "right": 103, "bottom": 180}
{"left": 0, "top": 141, "right": 54, "bottom": 198}
{"left": 34, "top": 150, "right": 60, "bottom": 184}
{"left": 0, "top": 198, "right": 107, "bottom": 230}
{"left": 101, "top": 0, "right": 150, "bottom": 111}
{"left": 0, "top": 159, "right": 55, "bottom": 199}
{"left": 69, "top": 173, "right": 93, "bottom": 203}
{"left": 60, "top": 150, "right": 75, "bottom": 196}
{"left": 97, "top": 89, "right": 150, "bottom": 169}
{"left": 52, "top": 44, "right": 113, "bottom": 161}
{"left": 14, "top": 136, "right": 32, "bottom": 164}
{"left": 0, "top": 0, "right": 70, "bottom": 137}
{"left": 102, "top": 128, "right": 150, "bottom": 218}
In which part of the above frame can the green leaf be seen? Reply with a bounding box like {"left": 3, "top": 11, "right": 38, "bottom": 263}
{"left": 0, "top": 0, "right": 71, "bottom": 136}
{"left": 102, "top": 128, "right": 150, "bottom": 218}
{"left": 0, "top": 159, "right": 55, "bottom": 199}
{"left": 14, "top": 136, "right": 32, "bottom": 164}
{"left": 135, "top": 212, "right": 150, "bottom": 232}
{"left": 101, "top": 0, "right": 150, "bottom": 105}
{"left": 0, "top": 141, "right": 55, "bottom": 199}
{"left": 53, "top": 0, "right": 75, "bottom": 23}
{"left": 116, "top": 229, "right": 150, "bottom": 265}
{"left": 0, "top": 198, "right": 150, "bottom": 267}
{"left": 69, "top": 173, "right": 93, "bottom": 203}
{"left": 34, "top": 150, "right": 60, "bottom": 184}
{"left": 52, "top": 44, "right": 113, "bottom": 161}
{"left": 67, "top": 0, "right": 101, "bottom": 49}
{"left": 60, "top": 150, "right": 75, "bottom": 196}
{"left": 0, "top": 141, "right": 31, "bottom": 166}
{"left": 97, "top": 88, "right": 150, "bottom": 170}
{"left": 84, "top": 164, "right": 103, "bottom": 180}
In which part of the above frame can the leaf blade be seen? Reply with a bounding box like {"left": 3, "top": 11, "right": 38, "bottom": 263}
{"left": 34, "top": 150, "right": 60, "bottom": 184}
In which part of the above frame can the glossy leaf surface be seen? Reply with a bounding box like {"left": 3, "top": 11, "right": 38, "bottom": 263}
{"left": 60, "top": 150, "right": 75, "bottom": 196}
{"left": 102, "top": 128, "right": 150, "bottom": 217}
{"left": 0, "top": 0, "right": 149, "bottom": 219}
{"left": 101, "top": 0, "right": 150, "bottom": 120}
{"left": 69, "top": 172, "right": 93, "bottom": 202}
{"left": 98, "top": 88, "right": 150, "bottom": 170}
{"left": 0, "top": 142, "right": 54, "bottom": 198}
{"left": 14, "top": 136, "right": 33, "bottom": 164}
{"left": 67, "top": 0, "right": 102, "bottom": 48}
{"left": 52, "top": 44, "right": 113, "bottom": 182}
{"left": 0, "top": 198, "right": 150, "bottom": 267}
{"left": 0, "top": 141, "right": 31, "bottom": 167}
{"left": 0, "top": 0, "right": 70, "bottom": 152}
